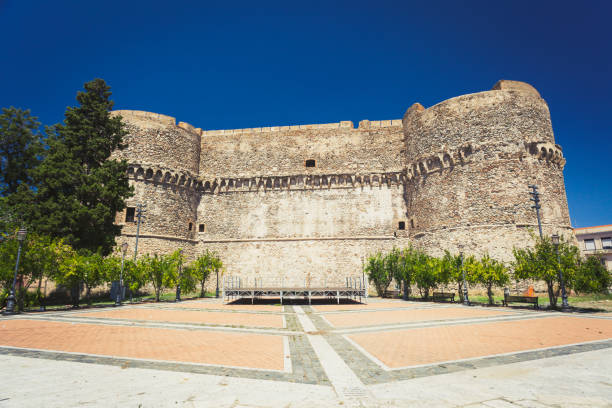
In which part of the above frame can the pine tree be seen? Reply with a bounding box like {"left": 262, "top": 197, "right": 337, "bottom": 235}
{"left": 30, "top": 79, "right": 133, "bottom": 255}
{"left": 0, "top": 107, "right": 43, "bottom": 196}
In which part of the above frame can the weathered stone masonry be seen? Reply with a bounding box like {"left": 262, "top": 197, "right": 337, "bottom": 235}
{"left": 111, "top": 80, "right": 572, "bottom": 287}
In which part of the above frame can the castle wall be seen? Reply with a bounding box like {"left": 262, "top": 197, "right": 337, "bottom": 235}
{"left": 198, "top": 238, "right": 410, "bottom": 288}
{"left": 111, "top": 79, "right": 574, "bottom": 293}
{"left": 196, "top": 182, "right": 408, "bottom": 285}
{"left": 403, "top": 81, "right": 572, "bottom": 262}
{"left": 111, "top": 110, "right": 201, "bottom": 176}
{"left": 199, "top": 121, "right": 404, "bottom": 178}
{"left": 112, "top": 111, "right": 202, "bottom": 254}
{"left": 198, "top": 184, "right": 407, "bottom": 239}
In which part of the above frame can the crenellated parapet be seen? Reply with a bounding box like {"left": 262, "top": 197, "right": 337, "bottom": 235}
{"left": 406, "top": 139, "right": 566, "bottom": 181}
{"left": 127, "top": 163, "right": 202, "bottom": 192}
{"left": 524, "top": 141, "right": 566, "bottom": 167}
{"left": 200, "top": 171, "right": 406, "bottom": 194}
{"left": 406, "top": 144, "right": 474, "bottom": 180}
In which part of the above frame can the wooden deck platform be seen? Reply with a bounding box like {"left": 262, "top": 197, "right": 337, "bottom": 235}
{"left": 223, "top": 286, "right": 368, "bottom": 304}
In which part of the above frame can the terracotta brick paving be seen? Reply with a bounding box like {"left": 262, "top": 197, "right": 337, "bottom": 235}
{"left": 349, "top": 316, "right": 612, "bottom": 368}
{"left": 153, "top": 302, "right": 281, "bottom": 312}
{"left": 78, "top": 308, "right": 284, "bottom": 328}
{"left": 0, "top": 319, "right": 284, "bottom": 370}
{"left": 312, "top": 302, "right": 420, "bottom": 312}
{"left": 324, "top": 307, "right": 515, "bottom": 328}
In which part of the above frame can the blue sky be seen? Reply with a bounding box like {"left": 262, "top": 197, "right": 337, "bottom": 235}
{"left": 1, "top": 0, "right": 610, "bottom": 227}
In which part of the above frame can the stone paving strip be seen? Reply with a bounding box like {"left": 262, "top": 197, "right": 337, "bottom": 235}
{"left": 334, "top": 312, "right": 545, "bottom": 334}
{"left": 323, "top": 306, "right": 519, "bottom": 328}
{"left": 0, "top": 319, "right": 286, "bottom": 371}
{"left": 152, "top": 301, "right": 283, "bottom": 312}
{"left": 347, "top": 315, "right": 612, "bottom": 369}
{"left": 77, "top": 307, "right": 285, "bottom": 328}
{"left": 293, "top": 306, "right": 371, "bottom": 402}
{"left": 13, "top": 314, "right": 300, "bottom": 336}
{"left": 310, "top": 301, "right": 421, "bottom": 312}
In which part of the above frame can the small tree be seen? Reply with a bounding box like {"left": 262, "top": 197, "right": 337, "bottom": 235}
{"left": 441, "top": 251, "right": 475, "bottom": 303}
{"left": 172, "top": 250, "right": 196, "bottom": 296}
{"left": 471, "top": 254, "right": 509, "bottom": 305}
{"left": 573, "top": 254, "right": 611, "bottom": 295}
{"left": 80, "top": 252, "right": 107, "bottom": 305}
{"left": 384, "top": 248, "right": 402, "bottom": 297}
{"left": 142, "top": 252, "right": 184, "bottom": 302}
{"left": 513, "top": 235, "right": 579, "bottom": 308}
{"left": 190, "top": 250, "right": 223, "bottom": 297}
{"left": 55, "top": 250, "right": 107, "bottom": 307}
{"left": 396, "top": 246, "right": 420, "bottom": 299}
{"left": 413, "top": 252, "right": 438, "bottom": 300}
{"left": 365, "top": 252, "right": 391, "bottom": 297}
{"left": 0, "top": 230, "right": 71, "bottom": 310}
{"left": 104, "top": 250, "right": 147, "bottom": 302}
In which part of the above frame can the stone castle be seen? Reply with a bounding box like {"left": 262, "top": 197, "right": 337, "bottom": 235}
{"left": 112, "top": 80, "right": 572, "bottom": 287}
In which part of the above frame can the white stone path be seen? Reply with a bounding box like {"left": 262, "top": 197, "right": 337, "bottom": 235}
{"left": 293, "top": 305, "right": 370, "bottom": 402}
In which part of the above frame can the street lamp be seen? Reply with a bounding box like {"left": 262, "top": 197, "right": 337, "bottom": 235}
{"left": 551, "top": 234, "right": 570, "bottom": 311}
{"left": 175, "top": 249, "right": 183, "bottom": 302}
{"left": 115, "top": 242, "right": 128, "bottom": 306}
{"left": 460, "top": 251, "right": 470, "bottom": 306}
{"left": 3, "top": 228, "right": 27, "bottom": 315}
{"left": 215, "top": 268, "right": 220, "bottom": 298}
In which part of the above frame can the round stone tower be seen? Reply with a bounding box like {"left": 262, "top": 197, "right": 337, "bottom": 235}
{"left": 111, "top": 110, "right": 202, "bottom": 256}
{"left": 402, "top": 80, "right": 571, "bottom": 261}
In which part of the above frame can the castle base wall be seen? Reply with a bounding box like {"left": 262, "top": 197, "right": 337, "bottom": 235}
{"left": 199, "top": 237, "right": 411, "bottom": 290}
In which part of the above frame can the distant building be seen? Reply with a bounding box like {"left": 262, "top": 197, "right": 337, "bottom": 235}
{"left": 574, "top": 225, "right": 612, "bottom": 270}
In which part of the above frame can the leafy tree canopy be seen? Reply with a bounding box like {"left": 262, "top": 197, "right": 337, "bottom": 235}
{"left": 0, "top": 107, "right": 43, "bottom": 197}
{"left": 27, "top": 79, "right": 132, "bottom": 255}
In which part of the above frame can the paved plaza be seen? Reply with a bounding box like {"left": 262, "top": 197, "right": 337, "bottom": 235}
{"left": 0, "top": 298, "right": 611, "bottom": 407}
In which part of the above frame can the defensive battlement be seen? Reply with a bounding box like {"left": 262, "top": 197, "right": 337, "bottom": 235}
{"left": 492, "top": 80, "right": 541, "bottom": 97}
{"left": 200, "top": 118, "right": 402, "bottom": 136}
{"left": 112, "top": 109, "right": 402, "bottom": 137}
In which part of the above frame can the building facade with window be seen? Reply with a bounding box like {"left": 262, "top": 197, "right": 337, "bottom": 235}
{"left": 574, "top": 224, "right": 612, "bottom": 270}
{"left": 111, "top": 80, "right": 573, "bottom": 287}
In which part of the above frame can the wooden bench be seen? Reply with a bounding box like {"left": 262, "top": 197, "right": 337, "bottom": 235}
{"left": 503, "top": 294, "right": 538, "bottom": 309}
{"left": 384, "top": 289, "right": 400, "bottom": 298}
{"left": 433, "top": 292, "right": 455, "bottom": 303}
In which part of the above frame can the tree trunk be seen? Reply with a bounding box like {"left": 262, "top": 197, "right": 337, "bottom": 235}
{"left": 155, "top": 288, "right": 161, "bottom": 302}
{"left": 71, "top": 283, "right": 80, "bottom": 308}
{"left": 547, "top": 280, "right": 557, "bottom": 308}
{"left": 458, "top": 282, "right": 464, "bottom": 303}
{"left": 85, "top": 284, "right": 92, "bottom": 306}
{"left": 37, "top": 275, "right": 44, "bottom": 308}
{"left": 422, "top": 287, "right": 429, "bottom": 300}
{"left": 487, "top": 283, "right": 494, "bottom": 305}
{"left": 402, "top": 279, "right": 409, "bottom": 300}
{"left": 200, "top": 281, "right": 205, "bottom": 298}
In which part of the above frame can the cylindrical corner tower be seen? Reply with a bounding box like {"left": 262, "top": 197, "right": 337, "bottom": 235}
{"left": 111, "top": 110, "right": 202, "bottom": 257}
{"left": 403, "top": 80, "right": 572, "bottom": 261}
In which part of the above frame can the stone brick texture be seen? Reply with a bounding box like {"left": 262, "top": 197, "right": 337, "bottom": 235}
{"left": 110, "top": 80, "right": 572, "bottom": 291}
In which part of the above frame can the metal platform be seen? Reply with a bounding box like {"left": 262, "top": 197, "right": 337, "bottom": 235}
{"left": 223, "top": 276, "right": 367, "bottom": 304}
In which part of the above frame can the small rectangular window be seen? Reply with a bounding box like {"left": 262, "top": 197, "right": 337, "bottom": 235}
{"left": 188, "top": 222, "right": 193, "bottom": 231}
{"left": 125, "top": 207, "right": 135, "bottom": 223}
{"left": 584, "top": 239, "right": 596, "bottom": 251}
{"left": 398, "top": 221, "right": 405, "bottom": 230}
{"left": 199, "top": 224, "right": 205, "bottom": 232}
{"left": 305, "top": 159, "right": 316, "bottom": 167}
{"left": 602, "top": 237, "right": 612, "bottom": 249}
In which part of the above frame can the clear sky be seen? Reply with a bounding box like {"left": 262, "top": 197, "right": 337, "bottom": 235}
{"left": 1, "top": 0, "right": 610, "bottom": 227}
